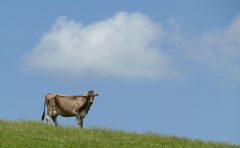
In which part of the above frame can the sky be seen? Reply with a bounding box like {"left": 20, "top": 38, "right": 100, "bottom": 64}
{"left": 0, "top": 0, "right": 240, "bottom": 144}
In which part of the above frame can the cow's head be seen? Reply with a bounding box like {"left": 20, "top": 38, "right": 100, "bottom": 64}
{"left": 84, "top": 90, "right": 99, "bottom": 103}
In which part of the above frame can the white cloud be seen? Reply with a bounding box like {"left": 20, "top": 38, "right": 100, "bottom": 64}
{"left": 23, "top": 12, "right": 240, "bottom": 82}
{"left": 23, "top": 12, "right": 170, "bottom": 79}
{"left": 199, "top": 16, "right": 240, "bottom": 65}
{"left": 198, "top": 16, "right": 240, "bottom": 82}
{"left": 159, "top": 15, "right": 240, "bottom": 82}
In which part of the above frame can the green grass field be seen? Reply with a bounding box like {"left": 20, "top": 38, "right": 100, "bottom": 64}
{"left": 0, "top": 120, "right": 238, "bottom": 148}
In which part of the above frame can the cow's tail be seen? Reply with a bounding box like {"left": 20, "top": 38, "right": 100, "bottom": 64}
{"left": 41, "top": 98, "right": 46, "bottom": 121}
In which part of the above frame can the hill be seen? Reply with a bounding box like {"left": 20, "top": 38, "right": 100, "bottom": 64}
{"left": 0, "top": 120, "right": 238, "bottom": 148}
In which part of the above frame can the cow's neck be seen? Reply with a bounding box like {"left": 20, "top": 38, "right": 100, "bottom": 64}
{"left": 80, "top": 96, "right": 93, "bottom": 113}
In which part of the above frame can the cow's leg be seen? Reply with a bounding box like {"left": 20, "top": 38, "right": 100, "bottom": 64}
{"left": 46, "top": 115, "right": 50, "bottom": 123}
{"left": 46, "top": 105, "right": 51, "bottom": 123}
{"left": 80, "top": 117, "right": 84, "bottom": 128}
{"left": 76, "top": 115, "right": 83, "bottom": 128}
{"left": 76, "top": 116, "right": 80, "bottom": 127}
{"left": 51, "top": 115, "right": 58, "bottom": 126}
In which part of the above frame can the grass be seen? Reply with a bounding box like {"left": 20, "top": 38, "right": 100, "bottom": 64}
{"left": 0, "top": 120, "right": 238, "bottom": 148}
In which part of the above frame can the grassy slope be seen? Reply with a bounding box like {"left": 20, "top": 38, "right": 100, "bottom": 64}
{"left": 0, "top": 120, "right": 238, "bottom": 148}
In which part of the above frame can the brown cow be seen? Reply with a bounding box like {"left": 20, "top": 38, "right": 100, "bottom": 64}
{"left": 41, "top": 90, "right": 99, "bottom": 128}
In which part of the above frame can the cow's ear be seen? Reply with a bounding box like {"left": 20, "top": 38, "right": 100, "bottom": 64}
{"left": 95, "top": 93, "right": 99, "bottom": 96}
{"left": 83, "top": 92, "right": 88, "bottom": 96}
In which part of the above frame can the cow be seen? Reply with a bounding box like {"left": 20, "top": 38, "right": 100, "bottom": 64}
{"left": 41, "top": 90, "right": 99, "bottom": 128}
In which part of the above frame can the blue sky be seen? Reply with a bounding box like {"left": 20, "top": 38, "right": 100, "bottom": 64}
{"left": 0, "top": 0, "right": 240, "bottom": 144}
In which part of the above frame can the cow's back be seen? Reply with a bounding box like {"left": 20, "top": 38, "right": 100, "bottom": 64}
{"left": 46, "top": 93, "right": 65, "bottom": 100}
